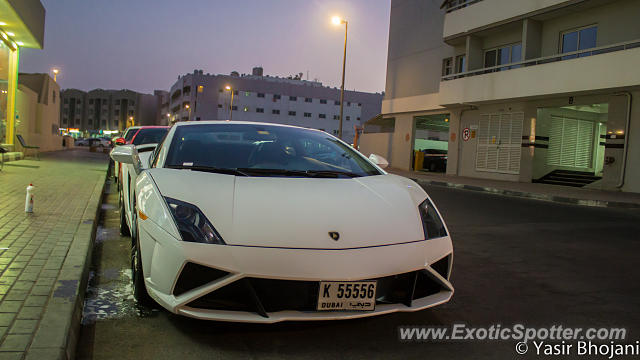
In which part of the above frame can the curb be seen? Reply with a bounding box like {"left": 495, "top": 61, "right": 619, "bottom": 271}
{"left": 25, "top": 170, "right": 108, "bottom": 360}
{"left": 410, "top": 178, "right": 640, "bottom": 209}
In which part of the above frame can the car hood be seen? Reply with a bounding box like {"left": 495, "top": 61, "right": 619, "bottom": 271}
{"left": 147, "top": 169, "right": 427, "bottom": 249}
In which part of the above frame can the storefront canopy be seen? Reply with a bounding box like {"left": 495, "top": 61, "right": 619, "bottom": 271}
{"left": 0, "top": 0, "right": 45, "bottom": 49}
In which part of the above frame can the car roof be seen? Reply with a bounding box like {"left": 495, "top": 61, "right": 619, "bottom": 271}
{"left": 172, "top": 120, "right": 321, "bottom": 132}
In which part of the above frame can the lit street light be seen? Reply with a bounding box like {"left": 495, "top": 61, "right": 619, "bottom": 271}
{"left": 225, "top": 85, "right": 234, "bottom": 121}
{"left": 184, "top": 104, "right": 191, "bottom": 121}
{"left": 331, "top": 16, "right": 348, "bottom": 139}
{"left": 52, "top": 68, "right": 60, "bottom": 82}
{"left": 129, "top": 116, "right": 134, "bottom": 127}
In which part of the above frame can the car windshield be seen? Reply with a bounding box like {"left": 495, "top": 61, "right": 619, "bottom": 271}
{"left": 124, "top": 128, "right": 139, "bottom": 142}
{"left": 132, "top": 128, "right": 168, "bottom": 145}
{"left": 164, "top": 124, "right": 381, "bottom": 177}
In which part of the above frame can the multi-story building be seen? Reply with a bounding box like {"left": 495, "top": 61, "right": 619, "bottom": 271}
{"left": 166, "top": 68, "right": 383, "bottom": 141}
{"left": 0, "top": 0, "right": 45, "bottom": 147}
{"left": 60, "top": 89, "right": 160, "bottom": 135}
{"left": 367, "top": 0, "right": 640, "bottom": 193}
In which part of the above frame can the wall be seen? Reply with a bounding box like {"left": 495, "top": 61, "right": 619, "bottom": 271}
{"left": 384, "top": 0, "right": 453, "bottom": 100}
{"left": 358, "top": 133, "right": 393, "bottom": 161}
{"left": 15, "top": 81, "right": 64, "bottom": 152}
{"left": 540, "top": 0, "right": 640, "bottom": 57}
{"left": 443, "top": 0, "right": 576, "bottom": 39}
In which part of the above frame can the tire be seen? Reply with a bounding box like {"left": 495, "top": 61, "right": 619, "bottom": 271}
{"left": 131, "top": 208, "right": 154, "bottom": 307}
{"left": 119, "top": 194, "right": 130, "bottom": 236}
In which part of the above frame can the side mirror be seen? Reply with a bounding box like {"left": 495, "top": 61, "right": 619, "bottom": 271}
{"left": 369, "top": 154, "right": 389, "bottom": 169}
{"left": 110, "top": 145, "right": 143, "bottom": 175}
{"left": 114, "top": 137, "right": 126, "bottom": 145}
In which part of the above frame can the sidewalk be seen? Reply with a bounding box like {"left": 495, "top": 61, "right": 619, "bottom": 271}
{"left": 0, "top": 149, "right": 108, "bottom": 359}
{"left": 389, "top": 168, "right": 640, "bottom": 209}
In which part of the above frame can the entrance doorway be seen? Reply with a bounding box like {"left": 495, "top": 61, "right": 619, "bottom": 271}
{"left": 413, "top": 114, "right": 450, "bottom": 172}
{"left": 533, "top": 103, "right": 608, "bottom": 187}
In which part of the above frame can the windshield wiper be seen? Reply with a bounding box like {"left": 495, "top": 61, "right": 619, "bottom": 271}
{"left": 235, "top": 168, "right": 360, "bottom": 178}
{"left": 166, "top": 165, "right": 249, "bottom": 177}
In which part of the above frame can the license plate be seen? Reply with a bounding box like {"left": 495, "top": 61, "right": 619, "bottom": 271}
{"left": 317, "top": 281, "right": 377, "bottom": 311}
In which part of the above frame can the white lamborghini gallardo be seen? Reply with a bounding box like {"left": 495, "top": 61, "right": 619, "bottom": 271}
{"left": 110, "top": 121, "right": 453, "bottom": 323}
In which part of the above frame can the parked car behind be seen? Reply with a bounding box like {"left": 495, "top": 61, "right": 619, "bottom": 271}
{"left": 422, "top": 149, "right": 448, "bottom": 172}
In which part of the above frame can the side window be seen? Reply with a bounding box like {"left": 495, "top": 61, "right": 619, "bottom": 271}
{"left": 152, "top": 132, "right": 170, "bottom": 168}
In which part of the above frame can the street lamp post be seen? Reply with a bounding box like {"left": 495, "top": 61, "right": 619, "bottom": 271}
{"left": 185, "top": 104, "right": 191, "bottom": 121}
{"left": 52, "top": 68, "right": 60, "bottom": 82}
{"left": 129, "top": 116, "right": 134, "bottom": 127}
{"left": 225, "top": 85, "right": 234, "bottom": 121}
{"left": 332, "top": 16, "right": 348, "bottom": 140}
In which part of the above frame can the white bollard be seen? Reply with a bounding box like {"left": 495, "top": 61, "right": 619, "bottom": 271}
{"left": 25, "top": 183, "right": 34, "bottom": 213}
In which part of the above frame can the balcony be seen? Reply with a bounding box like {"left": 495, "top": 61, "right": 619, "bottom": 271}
{"left": 443, "top": 0, "right": 576, "bottom": 39}
{"left": 438, "top": 39, "right": 640, "bottom": 105}
{"left": 443, "top": 0, "right": 483, "bottom": 13}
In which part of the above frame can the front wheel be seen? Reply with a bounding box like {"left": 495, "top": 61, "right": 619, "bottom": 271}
{"left": 131, "top": 209, "right": 154, "bottom": 307}
{"left": 119, "top": 194, "right": 130, "bottom": 236}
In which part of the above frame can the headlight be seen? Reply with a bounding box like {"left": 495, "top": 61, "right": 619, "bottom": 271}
{"left": 418, "top": 198, "right": 448, "bottom": 240}
{"left": 164, "top": 197, "right": 225, "bottom": 245}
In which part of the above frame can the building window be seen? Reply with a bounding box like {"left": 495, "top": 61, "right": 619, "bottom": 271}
{"left": 62, "top": 118, "right": 67, "bottom": 124}
{"left": 115, "top": 99, "right": 120, "bottom": 105}
{"left": 233, "top": 91, "right": 238, "bottom": 96}
{"left": 289, "top": 96, "right": 297, "bottom": 101}
{"left": 217, "top": 104, "right": 223, "bottom": 108}
{"left": 334, "top": 100, "right": 340, "bottom": 105}
{"left": 64, "top": 99, "right": 69, "bottom": 104}
{"left": 484, "top": 43, "right": 522, "bottom": 70}
{"left": 198, "top": 85, "right": 204, "bottom": 93}
{"left": 358, "top": 103, "right": 362, "bottom": 107}
{"left": 243, "top": 106, "right": 249, "bottom": 112}
{"left": 219, "top": 89, "right": 224, "bottom": 93}
{"left": 561, "top": 25, "right": 597, "bottom": 59}
{"left": 63, "top": 108, "right": 69, "bottom": 115}
{"left": 346, "top": 116, "right": 351, "bottom": 121}
{"left": 304, "top": 112, "right": 312, "bottom": 118}
{"left": 305, "top": 98, "right": 312, "bottom": 103}
{"left": 232, "top": 105, "right": 238, "bottom": 111}
{"left": 256, "top": 108, "right": 264, "bottom": 113}
{"left": 347, "top": 102, "right": 351, "bottom": 106}
{"left": 319, "top": 114, "right": 326, "bottom": 119}
{"left": 442, "top": 57, "right": 453, "bottom": 76}
{"left": 333, "top": 130, "right": 339, "bottom": 135}
{"left": 456, "top": 54, "right": 466, "bottom": 73}
{"left": 320, "top": 99, "right": 327, "bottom": 104}
{"left": 52, "top": 91, "right": 56, "bottom": 104}
{"left": 115, "top": 109, "right": 120, "bottom": 115}
{"left": 101, "top": 120, "right": 106, "bottom": 126}
{"left": 128, "top": 110, "right": 134, "bottom": 116}
{"left": 273, "top": 94, "right": 281, "bottom": 100}
{"left": 257, "top": 93, "right": 265, "bottom": 98}
{"left": 244, "top": 91, "right": 250, "bottom": 96}
{"left": 272, "top": 109, "right": 280, "bottom": 115}
{"left": 333, "top": 115, "right": 339, "bottom": 120}
{"left": 288, "top": 111, "right": 296, "bottom": 116}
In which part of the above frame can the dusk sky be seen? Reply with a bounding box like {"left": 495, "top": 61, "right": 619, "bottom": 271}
{"left": 19, "top": 0, "right": 391, "bottom": 95}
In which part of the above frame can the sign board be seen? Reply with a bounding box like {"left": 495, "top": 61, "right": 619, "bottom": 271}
{"left": 462, "top": 128, "right": 471, "bottom": 142}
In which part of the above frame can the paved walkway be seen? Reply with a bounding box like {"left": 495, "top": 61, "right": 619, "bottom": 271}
{"left": 390, "top": 168, "right": 640, "bottom": 208}
{"left": 0, "top": 149, "right": 108, "bottom": 359}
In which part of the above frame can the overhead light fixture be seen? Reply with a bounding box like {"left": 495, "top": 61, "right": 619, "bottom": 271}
{"left": 16, "top": 41, "right": 23, "bottom": 46}
{"left": 0, "top": 22, "right": 6, "bottom": 26}
{"left": 6, "top": 31, "right": 14, "bottom": 36}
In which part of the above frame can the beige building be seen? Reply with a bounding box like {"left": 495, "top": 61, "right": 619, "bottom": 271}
{"left": 364, "top": 0, "right": 640, "bottom": 193}
{"left": 16, "top": 73, "right": 64, "bottom": 152}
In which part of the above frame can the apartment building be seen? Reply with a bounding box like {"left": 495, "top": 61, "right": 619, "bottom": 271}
{"left": 367, "top": 0, "right": 640, "bottom": 193}
{"left": 60, "top": 89, "right": 160, "bottom": 135}
{"left": 166, "top": 68, "right": 383, "bottom": 142}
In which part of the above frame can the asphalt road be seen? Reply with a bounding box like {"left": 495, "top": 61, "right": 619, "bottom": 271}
{"left": 76, "top": 178, "right": 640, "bottom": 360}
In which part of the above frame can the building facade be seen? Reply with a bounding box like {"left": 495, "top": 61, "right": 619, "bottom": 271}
{"left": 16, "top": 73, "right": 63, "bottom": 151}
{"left": 370, "top": 0, "right": 640, "bottom": 193}
{"left": 60, "top": 88, "right": 160, "bottom": 136}
{"left": 0, "top": 0, "right": 45, "bottom": 147}
{"left": 166, "top": 68, "right": 383, "bottom": 142}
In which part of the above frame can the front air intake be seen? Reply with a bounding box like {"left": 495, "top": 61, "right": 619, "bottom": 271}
{"left": 173, "top": 262, "right": 230, "bottom": 296}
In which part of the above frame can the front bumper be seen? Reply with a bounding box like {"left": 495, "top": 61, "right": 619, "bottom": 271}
{"left": 139, "top": 219, "right": 454, "bottom": 323}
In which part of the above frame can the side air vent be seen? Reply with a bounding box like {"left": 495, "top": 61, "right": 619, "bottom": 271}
{"left": 173, "top": 262, "right": 230, "bottom": 296}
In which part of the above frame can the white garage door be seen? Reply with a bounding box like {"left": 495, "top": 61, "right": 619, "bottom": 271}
{"left": 476, "top": 112, "right": 523, "bottom": 174}
{"left": 547, "top": 116, "right": 594, "bottom": 169}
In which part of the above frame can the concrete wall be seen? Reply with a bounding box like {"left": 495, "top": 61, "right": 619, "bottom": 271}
{"left": 439, "top": 47, "right": 640, "bottom": 105}
{"left": 384, "top": 0, "right": 453, "bottom": 101}
{"left": 539, "top": 0, "right": 640, "bottom": 57}
{"left": 358, "top": 133, "right": 393, "bottom": 161}
{"left": 390, "top": 113, "right": 416, "bottom": 170}
{"left": 15, "top": 80, "right": 64, "bottom": 153}
{"left": 443, "top": 0, "right": 577, "bottom": 39}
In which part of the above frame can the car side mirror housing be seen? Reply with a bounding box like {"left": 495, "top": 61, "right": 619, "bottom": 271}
{"left": 114, "top": 137, "right": 126, "bottom": 145}
{"left": 369, "top": 154, "right": 389, "bottom": 169}
{"left": 110, "top": 145, "right": 143, "bottom": 175}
